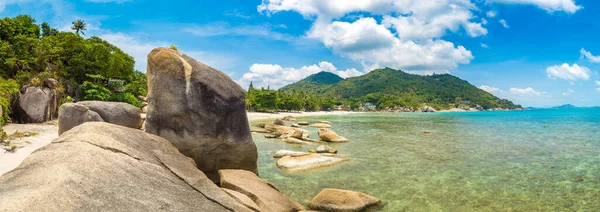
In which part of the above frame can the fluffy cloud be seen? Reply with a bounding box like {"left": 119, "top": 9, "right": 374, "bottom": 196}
{"left": 562, "top": 88, "right": 574, "bottom": 96}
{"left": 509, "top": 87, "right": 544, "bottom": 96}
{"left": 481, "top": 43, "right": 489, "bottom": 48}
{"left": 479, "top": 85, "right": 500, "bottom": 93}
{"left": 596, "top": 80, "right": 600, "bottom": 86}
{"left": 580, "top": 48, "right": 600, "bottom": 63}
{"left": 259, "top": 0, "right": 481, "bottom": 74}
{"left": 597, "top": 88, "right": 600, "bottom": 92}
{"left": 499, "top": 19, "right": 509, "bottom": 28}
{"left": 487, "top": 0, "right": 582, "bottom": 14}
{"left": 238, "top": 61, "right": 363, "bottom": 89}
{"left": 486, "top": 11, "right": 497, "bottom": 17}
{"left": 546, "top": 63, "right": 591, "bottom": 81}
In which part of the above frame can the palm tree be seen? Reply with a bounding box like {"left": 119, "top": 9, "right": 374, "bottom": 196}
{"left": 71, "top": 20, "right": 87, "bottom": 36}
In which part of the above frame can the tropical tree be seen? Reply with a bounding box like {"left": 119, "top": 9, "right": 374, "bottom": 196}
{"left": 71, "top": 20, "right": 87, "bottom": 36}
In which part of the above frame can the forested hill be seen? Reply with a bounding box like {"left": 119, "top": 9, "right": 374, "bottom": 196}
{"left": 281, "top": 68, "right": 521, "bottom": 110}
{"left": 281, "top": 71, "right": 342, "bottom": 94}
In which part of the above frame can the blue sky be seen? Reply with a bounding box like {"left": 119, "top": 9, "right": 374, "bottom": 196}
{"left": 2, "top": 0, "right": 600, "bottom": 107}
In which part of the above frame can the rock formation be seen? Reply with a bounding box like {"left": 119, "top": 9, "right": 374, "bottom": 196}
{"left": 276, "top": 154, "right": 347, "bottom": 171}
{"left": 297, "top": 121, "right": 309, "bottom": 125}
{"left": 13, "top": 82, "right": 58, "bottom": 123}
{"left": 145, "top": 47, "right": 257, "bottom": 182}
{"left": 0, "top": 122, "right": 252, "bottom": 211}
{"left": 318, "top": 128, "right": 349, "bottom": 142}
{"left": 310, "top": 123, "right": 332, "bottom": 128}
{"left": 58, "top": 101, "right": 142, "bottom": 135}
{"left": 219, "top": 169, "right": 305, "bottom": 211}
{"left": 308, "top": 188, "right": 383, "bottom": 211}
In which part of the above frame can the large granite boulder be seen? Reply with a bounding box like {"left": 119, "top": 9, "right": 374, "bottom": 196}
{"left": 219, "top": 169, "right": 304, "bottom": 211}
{"left": 145, "top": 47, "right": 257, "bottom": 182}
{"left": 58, "top": 103, "right": 104, "bottom": 134}
{"left": 308, "top": 188, "right": 383, "bottom": 211}
{"left": 0, "top": 122, "right": 252, "bottom": 211}
{"left": 58, "top": 101, "right": 142, "bottom": 135}
{"left": 14, "top": 86, "right": 58, "bottom": 123}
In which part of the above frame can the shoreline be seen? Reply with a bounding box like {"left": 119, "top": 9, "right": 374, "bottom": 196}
{"left": 247, "top": 111, "right": 361, "bottom": 122}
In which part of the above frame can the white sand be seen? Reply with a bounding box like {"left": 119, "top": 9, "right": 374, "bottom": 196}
{"left": 0, "top": 111, "right": 357, "bottom": 177}
{"left": 247, "top": 111, "right": 359, "bottom": 122}
{"left": 0, "top": 123, "right": 59, "bottom": 176}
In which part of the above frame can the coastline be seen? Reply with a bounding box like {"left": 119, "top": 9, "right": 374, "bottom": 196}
{"left": 247, "top": 111, "right": 361, "bottom": 122}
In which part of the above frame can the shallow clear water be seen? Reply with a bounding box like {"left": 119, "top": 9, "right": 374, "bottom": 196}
{"left": 251, "top": 109, "right": 600, "bottom": 211}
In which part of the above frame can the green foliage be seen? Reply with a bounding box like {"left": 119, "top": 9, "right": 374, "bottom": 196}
{"left": 280, "top": 68, "right": 521, "bottom": 110}
{"left": 108, "top": 92, "right": 142, "bottom": 107}
{"left": 169, "top": 45, "right": 178, "bottom": 51}
{"left": 124, "top": 71, "right": 147, "bottom": 97}
{"left": 81, "top": 81, "right": 111, "bottom": 101}
{"left": 0, "top": 77, "right": 19, "bottom": 125}
{"left": 59, "top": 95, "right": 74, "bottom": 106}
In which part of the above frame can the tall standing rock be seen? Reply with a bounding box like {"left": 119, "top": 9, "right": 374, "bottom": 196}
{"left": 14, "top": 85, "right": 58, "bottom": 123}
{"left": 145, "top": 47, "right": 258, "bottom": 182}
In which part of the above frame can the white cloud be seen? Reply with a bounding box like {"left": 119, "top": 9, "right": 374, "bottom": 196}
{"left": 597, "top": 88, "right": 600, "bottom": 92}
{"left": 580, "top": 48, "right": 600, "bottom": 63}
{"left": 486, "top": 11, "right": 497, "bottom": 17}
{"left": 546, "top": 63, "right": 591, "bottom": 81}
{"left": 487, "top": 0, "right": 582, "bottom": 14}
{"left": 562, "top": 88, "right": 574, "bottom": 96}
{"left": 238, "top": 61, "right": 362, "bottom": 89}
{"left": 499, "top": 19, "right": 509, "bottom": 28}
{"left": 481, "top": 43, "right": 489, "bottom": 48}
{"left": 481, "top": 18, "right": 488, "bottom": 25}
{"left": 258, "top": 0, "right": 480, "bottom": 74}
{"left": 596, "top": 80, "right": 600, "bottom": 86}
{"left": 509, "top": 87, "right": 544, "bottom": 96}
{"left": 479, "top": 85, "right": 500, "bottom": 93}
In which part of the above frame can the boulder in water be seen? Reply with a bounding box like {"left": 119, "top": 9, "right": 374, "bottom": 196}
{"left": 276, "top": 154, "right": 347, "bottom": 171}
{"left": 282, "top": 116, "right": 296, "bottom": 121}
{"left": 0, "top": 122, "right": 252, "bottom": 211}
{"left": 308, "top": 188, "right": 383, "bottom": 211}
{"left": 311, "top": 145, "right": 337, "bottom": 154}
{"left": 273, "top": 119, "right": 285, "bottom": 126}
{"left": 318, "top": 120, "right": 332, "bottom": 124}
{"left": 318, "top": 128, "right": 349, "bottom": 142}
{"left": 272, "top": 150, "right": 311, "bottom": 158}
{"left": 297, "top": 121, "right": 309, "bottom": 125}
{"left": 145, "top": 47, "right": 257, "bottom": 182}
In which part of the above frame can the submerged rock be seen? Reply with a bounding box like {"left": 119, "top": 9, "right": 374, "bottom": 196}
{"left": 282, "top": 116, "right": 296, "bottom": 121}
{"left": 251, "top": 129, "right": 270, "bottom": 133}
{"left": 264, "top": 124, "right": 309, "bottom": 139}
{"left": 276, "top": 154, "right": 347, "bottom": 171}
{"left": 282, "top": 136, "right": 314, "bottom": 145}
{"left": 308, "top": 188, "right": 383, "bottom": 211}
{"left": 297, "top": 121, "right": 310, "bottom": 125}
{"left": 0, "top": 122, "right": 251, "bottom": 211}
{"left": 318, "top": 128, "right": 349, "bottom": 142}
{"left": 291, "top": 123, "right": 300, "bottom": 128}
{"left": 145, "top": 47, "right": 257, "bottom": 182}
{"left": 272, "top": 150, "right": 311, "bottom": 158}
{"left": 318, "top": 120, "right": 332, "bottom": 124}
{"left": 310, "top": 123, "right": 332, "bottom": 128}
{"left": 219, "top": 169, "right": 305, "bottom": 211}
{"left": 264, "top": 134, "right": 278, "bottom": 139}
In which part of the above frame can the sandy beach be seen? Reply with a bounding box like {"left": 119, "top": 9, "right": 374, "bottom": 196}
{"left": 0, "top": 111, "right": 358, "bottom": 176}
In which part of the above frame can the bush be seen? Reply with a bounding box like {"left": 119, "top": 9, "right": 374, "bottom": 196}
{"left": 108, "top": 92, "right": 142, "bottom": 107}
{"left": 59, "top": 95, "right": 74, "bottom": 106}
{"left": 81, "top": 81, "right": 111, "bottom": 101}
{"left": 125, "top": 71, "right": 147, "bottom": 97}
{"left": 0, "top": 77, "right": 19, "bottom": 125}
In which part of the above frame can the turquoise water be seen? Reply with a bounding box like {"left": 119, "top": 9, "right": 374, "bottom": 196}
{"left": 251, "top": 108, "right": 600, "bottom": 211}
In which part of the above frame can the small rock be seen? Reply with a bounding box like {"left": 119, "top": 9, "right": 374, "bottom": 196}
{"left": 308, "top": 188, "right": 383, "bottom": 211}
{"left": 318, "top": 121, "right": 332, "bottom": 124}
{"left": 310, "top": 123, "right": 332, "bottom": 128}
{"left": 282, "top": 137, "right": 313, "bottom": 145}
{"left": 297, "top": 121, "right": 310, "bottom": 126}
{"left": 313, "top": 145, "right": 337, "bottom": 154}
{"left": 273, "top": 150, "right": 311, "bottom": 158}
{"left": 273, "top": 119, "right": 285, "bottom": 126}
{"left": 291, "top": 123, "right": 300, "bottom": 128}
{"left": 251, "top": 129, "right": 271, "bottom": 133}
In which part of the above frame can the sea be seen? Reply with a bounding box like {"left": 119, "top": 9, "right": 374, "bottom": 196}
{"left": 251, "top": 108, "right": 600, "bottom": 211}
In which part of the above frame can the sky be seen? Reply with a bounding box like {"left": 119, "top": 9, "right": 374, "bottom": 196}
{"left": 1, "top": 0, "right": 600, "bottom": 107}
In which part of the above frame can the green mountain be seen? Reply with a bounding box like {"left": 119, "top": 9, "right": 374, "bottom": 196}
{"left": 281, "top": 68, "right": 521, "bottom": 110}
{"left": 281, "top": 71, "right": 343, "bottom": 94}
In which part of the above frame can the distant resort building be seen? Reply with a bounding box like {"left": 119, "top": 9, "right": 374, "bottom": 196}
{"left": 360, "top": 102, "right": 376, "bottom": 111}
{"left": 108, "top": 78, "right": 125, "bottom": 92}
